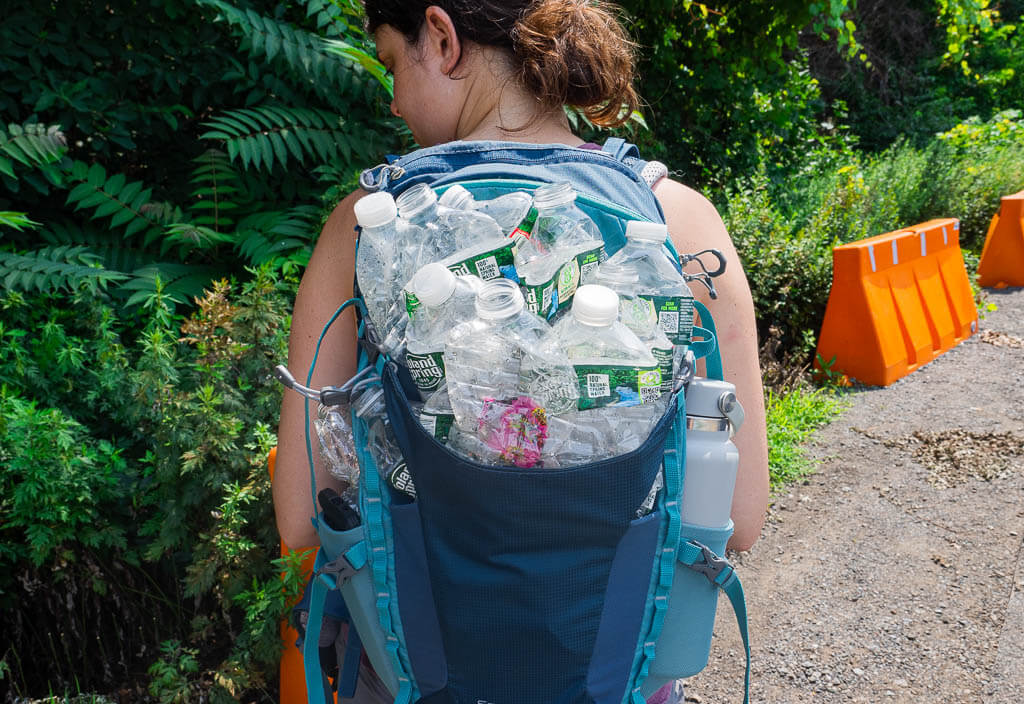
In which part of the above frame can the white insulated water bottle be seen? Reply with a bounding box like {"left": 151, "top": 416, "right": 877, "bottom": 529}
{"left": 681, "top": 377, "right": 745, "bottom": 527}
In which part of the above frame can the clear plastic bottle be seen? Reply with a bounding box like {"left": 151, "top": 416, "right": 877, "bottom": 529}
{"left": 396, "top": 183, "right": 515, "bottom": 283}
{"left": 604, "top": 221, "right": 696, "bottom": 375}
{"left": 592, "top": 260, "right": 676, "bottom": 396}
{"left": 537, "top": 284, "right": 665, "bottom": 462}
{"left": 438, "top": 184, "right": 534, "bottom": 237}
{"left": 418, "top": 382, "right": 456, "bottom": 444}
{"left": 514, "top": 182, "right": 606, "bottom": 319}
{"left": 404, "top": 263, "right": 483, "bottom": 396}
{"left": 354, "top": 192, "right": 428, "bottom": 344}
{"left": 443, "top": 279, "right": 577, "bottom": 464}
{"left": 352, "top": 386, "right": 415, "bottom": 500}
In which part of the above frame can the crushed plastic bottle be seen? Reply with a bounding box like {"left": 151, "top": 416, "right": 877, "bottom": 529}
{"left": 353, "top": 386, "right": 415, "bottom": 500}
{"left": 536, "top": 284, "right": 665, "bottom": 462}
{"left": 354, "top": 192, "right": 428, "bottom": 350}
{"left": 513, "top": 182, "right": 606, "bottom": 320}
{"left": 443, "top": 279, "right": 577, "bottom": 466}
{"left": 438, "top": 184, "right": 533, "bottom": 237}
{"left": 418, "top": 382, "right": 456, "bottom": 444}
{"left": 404, "top": 263, "right": 483, "bottom": 396}
{"left": 397, "top": 183, "right": 515, "bottom": 283}
{"left": 592, "top": 260, "right": 676, "bottom": 395}
{"left": 603, "top": 221, "right": 695, "bottom": 376}
{"left": 314, "top": 401, "right": 359, "bottom": 489}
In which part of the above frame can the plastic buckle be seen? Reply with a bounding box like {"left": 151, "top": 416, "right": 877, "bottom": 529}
{"left": 317, "top": 555, "right": 359, "bottom": 588}
{"left": 686, "top": 540, "right": 734, "bottom": 586}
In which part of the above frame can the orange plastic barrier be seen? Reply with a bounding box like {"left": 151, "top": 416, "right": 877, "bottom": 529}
{"left": 977, "top": 190, "right": 1024, "bottom": 288}
{"left": 815, "top": 218, "right": 977, "bottom": 386}
{"left": 267, "top": 448, "right": 331, "bottom": 704}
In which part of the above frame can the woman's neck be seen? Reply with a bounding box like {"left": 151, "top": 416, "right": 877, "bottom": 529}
{"left": 451, "top": 46, "right": 583, "bottom": 146}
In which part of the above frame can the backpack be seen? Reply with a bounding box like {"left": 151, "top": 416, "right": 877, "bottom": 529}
{"left": 293, "top": 138, "right": 751, "bottom": 704}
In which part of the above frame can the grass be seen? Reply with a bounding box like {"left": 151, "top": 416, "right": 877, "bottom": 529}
{"left": 765, "top": 385, "right": 845, "bottom": 490}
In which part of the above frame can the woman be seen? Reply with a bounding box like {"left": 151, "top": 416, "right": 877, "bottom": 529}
{"left": 274, "top": 0, "right": 769, "bottom": 700}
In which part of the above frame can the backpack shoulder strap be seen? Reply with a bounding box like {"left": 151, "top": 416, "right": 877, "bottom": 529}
{"left": 601, "top": 137, "right": 669, "bottom": 188}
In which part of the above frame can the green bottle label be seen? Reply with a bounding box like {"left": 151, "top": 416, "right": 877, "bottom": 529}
{"left": 652, "top": 346, "right": 675, "bottom": 393}
{"left": 406, "top": 351, "right": 446, "bottom": 393}
{"left": 386, "top": 460, "right": 417, "bottom": 498}
{"left": 642, "top": 294, "right": 695, "bottom": 346}
{"left": 419, "top": 410, "right": 454, "bottom": 443}
{"left": 574, "top": 363, "right": 663, "bottom": 410}
{"left": 404, "top": 290, "right": 421, "bottom": 316}
{"left": 509, "top": 206, "right": 539, "bottom": 242}
{"left": 446, "top": 241, "right": 517, "bottom": 281}
{"left": 522, "top": 244, "right": 605, "bottom": 319}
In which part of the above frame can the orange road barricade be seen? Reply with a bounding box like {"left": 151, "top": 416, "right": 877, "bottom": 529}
{"left": 267, "top": 447, "right": 331, "bottom": 704}
{"left": 815, "top": 218, "right": 978, "bottom": 386}
{"left": 977, "top": 190, "right": 1024, "bottom": 288}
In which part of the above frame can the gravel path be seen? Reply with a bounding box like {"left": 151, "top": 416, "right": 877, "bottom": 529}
{"left": 684, "top": 287, "right": 1024, "bottom": 704}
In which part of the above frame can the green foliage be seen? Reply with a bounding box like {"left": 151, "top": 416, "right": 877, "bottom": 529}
{"left": 765, "top": 385, "right": 844, "bottom": 489}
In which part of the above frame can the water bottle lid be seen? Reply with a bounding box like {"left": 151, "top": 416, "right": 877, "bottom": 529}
{"left": 475, "top": 278, "right": 524, "bottom": 319}
{"left": 353, "top": 192, "right": 397, "bottom": 229}
{"left": 410, "top": 262, "right": 457, "bottom": 307}
{"left": 685, "top": 377, "right": 735, "bottom": 420}
{"left": 438, "top": 184, "right": 473, "bottom": 210}
{"left": 572, "top": 284, "right": 619, "bottom": 326}
{"left": 625, "top": 220, "right": 669, "bottom": 244}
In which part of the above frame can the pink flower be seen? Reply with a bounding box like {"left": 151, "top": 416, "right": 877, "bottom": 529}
{"left": 478, "top": 397, "right": 549, "bottom": 468}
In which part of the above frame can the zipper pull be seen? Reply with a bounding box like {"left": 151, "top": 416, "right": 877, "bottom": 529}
{"left": 358, "top": 163, "right": 406, "bottom": 193}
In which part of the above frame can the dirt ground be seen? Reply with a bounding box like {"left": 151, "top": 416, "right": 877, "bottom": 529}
{"left": 685, "top": 286, "right": 1024, "bottom": 704}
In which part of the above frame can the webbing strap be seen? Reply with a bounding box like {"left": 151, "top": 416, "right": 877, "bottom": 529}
{"left": 629, "top": 390, "right": 687, "bottom": 704}
{"left": 689, "top": 325, "right": 716, "bottom": 363}
{"left": 678, "top": 543, "right": 751, "bottom": 704}
{"left": 338, "top": 617, "right": 363, "bottom": 698}
{"left": 693, "top": 300, "right": 724, "bottom": 381}
{"left": 303, "top": 571, "right": 332, "bottom": 704}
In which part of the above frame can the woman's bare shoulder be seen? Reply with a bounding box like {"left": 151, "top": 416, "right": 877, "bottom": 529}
{"left": 651, "top": 177, "right": 730, "bottom": 251}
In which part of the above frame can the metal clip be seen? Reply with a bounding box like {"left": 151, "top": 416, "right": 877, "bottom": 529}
{"left": 680, "top": 248, "right": 727, "bottom": 278}
{"left": 274, "top": 363, "right": 377, "bottom": 406}
{"left": 358, "top": 163, "right": 406, "bottom": 193}
{"left": 685, "top": 540, "right": 734, "bottom": 586}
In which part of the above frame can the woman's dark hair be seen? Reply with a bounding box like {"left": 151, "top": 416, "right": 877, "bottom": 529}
{"left": 365, "top": 0, "right": 639, "bottom": 127}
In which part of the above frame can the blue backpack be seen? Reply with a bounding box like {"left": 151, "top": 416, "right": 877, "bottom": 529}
{"left": 294, "top": 138, "right": 750, "bottom": 704}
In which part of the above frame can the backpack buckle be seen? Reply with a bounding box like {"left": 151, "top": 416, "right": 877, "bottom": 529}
{"left": 317, "top": 554, "right": 359, "bottom": 588}
{"left": 685, "top": 540, "right": 735, "bottom": 586}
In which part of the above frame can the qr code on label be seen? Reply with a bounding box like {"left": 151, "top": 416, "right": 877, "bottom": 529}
{"left": 580, "top": 261, "right": 599, "bottom": 281}
{"left": 542, "top": 285, "right": 553, "bottom": 314}
{"left": 659, "top": 310, "right": 679, "bottom": 334}
{"left": 475, "top": 255, "right": 500, "bottom": 280}
{"left": 639, "top": 385, "right": 661, "bottom": 404}
{"left": 586, "top": 373, "right": 611, "bottom": 399}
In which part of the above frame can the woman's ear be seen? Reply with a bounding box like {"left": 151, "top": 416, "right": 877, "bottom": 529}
{"left": 422, "top": 5, "right": 463, "bottom": 76}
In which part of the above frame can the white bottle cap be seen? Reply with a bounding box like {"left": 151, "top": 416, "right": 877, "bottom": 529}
{"left": 438, "top": 184, "right": 473, "bottom": 210}
{"left": 572, "top": 284, "right": 619, "bottom": 326}
{"left": 353, "top": 192, "right": 397, "bottom": 229}
{"left": 410, "top": 262, "right": 457, "bottom": 307}
{"left": 625, "top": 220, "right": 669, "bottom": 244}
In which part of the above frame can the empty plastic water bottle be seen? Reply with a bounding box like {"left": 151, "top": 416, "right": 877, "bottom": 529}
{"left": 418, "top": 382, "right": 456, "bottom": 444}
{"left": 592, "top": 260, "right": 676, "bottom": 395}
{"left": 397, "top": 183, "right": 515, "bottom": 283}
{"left": 353, "top": 385, "right": 415, "bottom": 500}
{"left": 354, "top": 192, "right": 427, "bottom": 348}
{"left": 514, "top": 182, "right": 605, "bottom": 319}
{"left": 443, "top": 279, "right": 577, "bottom": 454}
{"left": 438, "top": 184, "right": 534, "bottom": 237}
{"left": 404, "top": 263, "right": 483, "bottom": 396}
{"left": 604, "top": 221, "right": 696, "bottom": 375}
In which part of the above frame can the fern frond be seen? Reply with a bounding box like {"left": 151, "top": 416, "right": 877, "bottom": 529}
{"left": 196, "top": 0, "right": 366, "bottom": 97}
{"left": 0, "top": 212, "right": 41, "bottom": 232}
{"left": 0, "top": 246, "right": 129, "bottom": 294}
{"left": 40, "top": 221, "right": 163, "bottom": 274}
{"left": 200, "top": 107, "right": 348, "bottom": 171}
{"left": 1, "top": 123, "right": 68, "bottom": 177}
{"left": 64, "top": 161, "right": 167, "bottom": 242}
{"left": 122, "top": 263, "right": 222, "bottom": 307}
{"left": 234, "top": 205, "right": 320, "bottom": 265}
{"left": 188, "top": 148, "right": 245, "bottom": 230}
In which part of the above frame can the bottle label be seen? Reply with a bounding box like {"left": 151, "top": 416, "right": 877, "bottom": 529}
{"left": 651, "top": 346, "right": 675, "bottom": 394}
{"left": 404, "top": 290, "right": 421, "bottom": 316}
{"left": 509, "top": 206, "right": 539, "bottom": 242}
{"left": 386, "top": 460, "right": 417, "bottom": 498}
{"left": 446, "top": 241, "right": 517, "bottom": 282}
{"left": 419, "top": 410, "right": 454, "bottom": 443}
{"left": 642, "top": 294, "right": 695, "bottom": 346}
{"left": 406, "top": 351, "right": 446, "bottom": 393}
{"left": 636, "top": 470, "right": 664, "bottom": 517}
{"left": 574, "top": 363, "right": 663, "bottom": 410}
{"left": 522, "top": 244, "right": 606, "bottom": 319}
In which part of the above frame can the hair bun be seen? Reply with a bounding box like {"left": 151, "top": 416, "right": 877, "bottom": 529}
{"left": 512, "top": 0, "right": 639, "bottom": 127}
